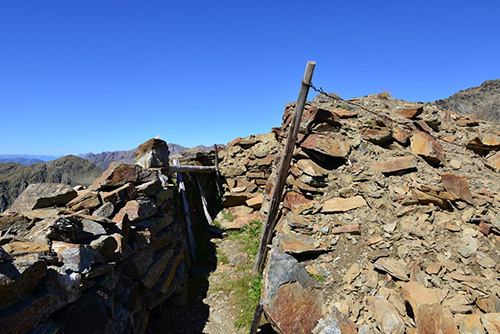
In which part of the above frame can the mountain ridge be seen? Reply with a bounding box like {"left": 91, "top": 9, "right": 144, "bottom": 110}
{"left": 80, "top": 143, "right": 217, "bottom": 170}
{"left": 0, "top": 155, "right": 102, "bottom": 212}
{"left": 432, "top": 79, "right": 500, "bottom": 122}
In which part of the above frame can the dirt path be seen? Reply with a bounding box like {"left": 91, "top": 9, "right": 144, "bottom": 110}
{"left": 201, "top": 236, "right": 248, "bottom": 334}
{"left": 167, "top": 229, "right": 260, "bottom": 333}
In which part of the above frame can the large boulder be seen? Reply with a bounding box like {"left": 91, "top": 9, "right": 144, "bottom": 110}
{"left": 134, "top": 138, "right": 170, "bottom": 169}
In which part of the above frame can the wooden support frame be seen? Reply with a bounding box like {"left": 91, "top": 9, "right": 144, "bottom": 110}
{"left": 214, "top": 144, "right": 222, "bottom": 194}
{"left": 195, "top": 174, "right": 214, "bottom": 226}
{"left": 166, "top": 165, "right": 216, "bottom": 174}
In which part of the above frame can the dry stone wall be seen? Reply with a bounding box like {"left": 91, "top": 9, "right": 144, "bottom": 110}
{"left": 215, "top": 95, "right": 500, "bottom": 333}
{"left": 0, "top": 162, "right": 189, "bottom": 333}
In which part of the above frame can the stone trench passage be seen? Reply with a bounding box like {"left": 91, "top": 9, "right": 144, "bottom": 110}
{"left": 165, "top": 150, "right": 276, "bottom": 334}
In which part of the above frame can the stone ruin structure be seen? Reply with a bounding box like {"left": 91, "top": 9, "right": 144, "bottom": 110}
{"left": 0, "top": 138, "right": 190, "bottom": 333}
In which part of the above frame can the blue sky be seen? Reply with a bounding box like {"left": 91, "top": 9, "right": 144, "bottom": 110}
{"left": 1, "top": 1, "right": 499, "bottom": 155}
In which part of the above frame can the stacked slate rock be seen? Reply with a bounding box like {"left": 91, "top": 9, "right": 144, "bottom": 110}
{"left": 212, "top": 133, "right": 281, "bottom": 229}
{"left": 221, "top": 95, "right": 500, "bottom": 333}
{"left": 0, "top": 160, "right": 189, "bottom": 334}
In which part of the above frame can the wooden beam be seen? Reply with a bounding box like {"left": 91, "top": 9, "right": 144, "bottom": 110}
{"left": 166, "top": 165, "right": 216, "bottom": 174}
{"left": 253, "top": 61, "right": 316, "bottom": 273}
{"left": 214, "top": 144, "right": 222, "bottom": 194}
{"left": 195, "top": 174, "right": 214, "bottom": 226}
{"left": 173, "top": 159, "right": 197, "bottom": 262}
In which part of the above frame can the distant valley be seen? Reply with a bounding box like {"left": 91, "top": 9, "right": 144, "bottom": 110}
{"left": 0, "top": 154, "right": 62, "bottom": 165}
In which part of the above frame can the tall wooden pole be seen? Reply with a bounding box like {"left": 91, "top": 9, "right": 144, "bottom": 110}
{"left": 252, "top": 61, "right": 316, "bottom": 273}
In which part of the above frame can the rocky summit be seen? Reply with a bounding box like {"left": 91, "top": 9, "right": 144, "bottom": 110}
{"left": 215, "top": 92, "right": 500, "bottom": 333}
{"left": 2, "top": 89, "right": 500, "bottom": 333}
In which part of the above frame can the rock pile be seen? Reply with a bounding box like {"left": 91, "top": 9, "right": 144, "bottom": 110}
{"left": 212, "top": 133, "right": 280, "bottom": 229}
{"left": 216, "top": 95, "right": 500, "bottom": 333}
{"left": 0, "top": 162, "right": 189, "bottom": 333}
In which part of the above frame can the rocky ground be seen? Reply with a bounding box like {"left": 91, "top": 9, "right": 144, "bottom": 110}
{"left": 213, "top": 92, "right": 500, "bottom": 333}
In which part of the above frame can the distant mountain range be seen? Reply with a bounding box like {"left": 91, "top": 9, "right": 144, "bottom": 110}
{"left": 0, "top": 143, "right": 216, "bottom": 168}
{"left": 0, "top": 157, "right": 43, "bottom": 165}
{"left": 0, "top": 142, "right": 218, "bottom": 212}
{"left": 0, "top": 154, "right": 63, "bottom": 165}
{"left": 432, "top": 79, "right": 500, "bottom": 122}
{"left": 0, "top": 155, "right": 102, "bottom": 212}
{"left": 80, "top": 143, "right": 216, "bottom": 170}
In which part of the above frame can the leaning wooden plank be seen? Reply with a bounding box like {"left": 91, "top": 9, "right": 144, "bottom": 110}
{"left": 173, "top": 159, "right": 197, "bottom": 261}
{"left": 195, "top": 174, "right": 214, "bottom": 226}
{"left": 166, "top": 165, "right": 216, "bottom": 173}
{"left": 213, "top": 144, "right": 222, "bottom": 194}
{"left": 253, "top": 61, "right": 316, "bottom": 273}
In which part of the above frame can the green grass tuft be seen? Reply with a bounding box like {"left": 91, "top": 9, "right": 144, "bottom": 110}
{"left": 309, "top": 273, "right": 325, "bottom": 282}
{"left": 233, "top": 274, "right": 262, "bottom": 328}
{"left": 213, "top": 219, "right": 223, "bottom": 229}
{"left": 221, "top": 210, "right": 234, "bottom": 222}
{"left": 227, "top": 220, "right": 262, "bottom": 258}
{"left": 210, "top": 219, "right": 264, "bottom": 329}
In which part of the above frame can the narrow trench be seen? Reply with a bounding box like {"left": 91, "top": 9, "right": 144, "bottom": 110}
{"left": 151, "top": 171, "right": 220, "bottom": 333}
{"left": 153, "top": 170, "right": 277, "bottom": 333}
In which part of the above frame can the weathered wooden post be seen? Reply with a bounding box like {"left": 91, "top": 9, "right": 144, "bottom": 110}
{"left": 252, "top": 61, "right": 316, "bottom": 274}
{"left": 173, "top": 159, "right": 197, "bottom": 262}
{"left": 250, "top": 61, "right": 316, "bottom": 333}
{"left": 214, "top": 144, "right": 222, "bottom": 194}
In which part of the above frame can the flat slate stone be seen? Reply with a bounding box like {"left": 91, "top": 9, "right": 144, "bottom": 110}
{"left": 300, "top": 134, "right": 350, "bottom": 158}
{"left": 396, "top": 106, "right": 423, "bottom": 119}
{"left": 370, "top": 156, "right": 416, "bottom": 174}
{"left": 374, "top": 258, "right": 409, "bottom": 281}
{"left": 321, "top": 196, "right": 366, "bottom": 213}
{"left": 279, "top": 232, "right": 325, "bottom": 254}
{"left": 441, "top": 173, "right": 475, "bottom": 205}
{"left": 8, "top": 184, "right": 77, "bottom": 213}
{"left": 410, "top": 131, "right": 446, "bottom": 165}
{"left": 0, "top": 254, "right": 47, "bottom": 311}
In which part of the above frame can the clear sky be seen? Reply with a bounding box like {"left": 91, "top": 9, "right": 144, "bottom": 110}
{"left": 1, "top": 1, "right": 499, "bottom": 155}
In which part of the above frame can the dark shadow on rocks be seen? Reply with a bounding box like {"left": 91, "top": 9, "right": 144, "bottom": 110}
{"left": 258, "top": 323, "right": 278, "bottom": 333}
{"left": 300, "top": 148, "right": 346, "bottom": 171}
{"left": 151, "top": 170, "right": 221, "bottom": 333}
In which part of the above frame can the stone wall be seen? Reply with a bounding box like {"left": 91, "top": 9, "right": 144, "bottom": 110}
{"left": 213, "top": 97, "right": 500, "bottom": 333}
{"left": 0, "top": 163, "right": 190, "bottom": 333}
{"left": 257, "top": 98, "right": 500, "bottom": 333}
